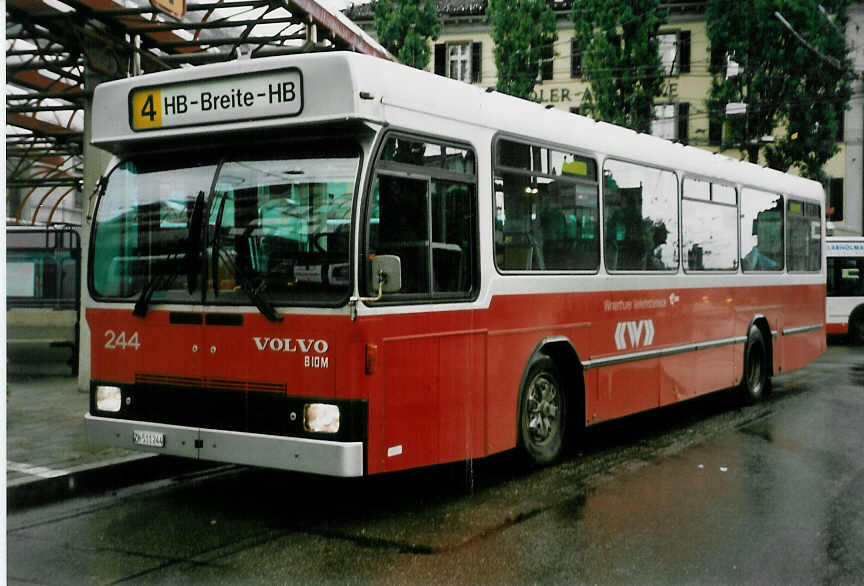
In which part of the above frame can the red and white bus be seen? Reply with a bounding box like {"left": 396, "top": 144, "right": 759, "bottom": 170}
{"left": 826, "top": 237, "right": 864, "bottom": 343}
{"left": 85, "top": 52, "right": 826, "bottom": 476}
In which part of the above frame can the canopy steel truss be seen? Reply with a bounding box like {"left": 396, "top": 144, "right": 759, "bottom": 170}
{"left": 6, "top": 0, "right": 392, "bottom": 225}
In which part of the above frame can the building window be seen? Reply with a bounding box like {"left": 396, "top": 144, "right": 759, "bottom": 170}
{"left": 651, "top": 103, "right": 689, "bottom": 142}
{"left": 449, "top": 43, "right": 470, "bottom": 81}
{"left": 652, "top": 104, "right": 676, "bottom": 139}
{"left": 658, "top": 30, "right": 690, "bottom": 76}
{"left": 434, "top": 42, "right": 482, "bottom": 83}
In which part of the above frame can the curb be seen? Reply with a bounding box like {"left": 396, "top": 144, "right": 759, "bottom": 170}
{"left": 7, "top": 454, "right": 216, "bottom": 511}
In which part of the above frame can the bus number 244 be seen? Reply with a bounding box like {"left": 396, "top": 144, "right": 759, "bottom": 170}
{"left": 104, "top": 330, "right": 141, "bottom": 350}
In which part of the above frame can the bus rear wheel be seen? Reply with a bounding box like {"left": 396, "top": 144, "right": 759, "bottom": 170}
{"left": 518, "top": 355, "right": 566, "bottom": 466}
{"left": 849, "top": 310, "right": 864, "bottom": 345}
{"left": 740, "top": 325, "right": 770, "bottom": 403}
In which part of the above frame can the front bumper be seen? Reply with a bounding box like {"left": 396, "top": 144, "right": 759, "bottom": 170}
{"left": 85, "top": 413, "right": 364, "bottom": 477}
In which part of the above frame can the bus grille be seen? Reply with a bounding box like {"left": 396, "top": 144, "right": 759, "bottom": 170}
{"left": 107, "top": 374, "right": 367, "bottom": 443}
{"left": 135, "top": 373, "right": 286, "bottom": 394}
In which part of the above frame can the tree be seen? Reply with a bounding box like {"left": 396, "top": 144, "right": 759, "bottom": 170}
{"left": 372, "top": 0, "right": 440, "bottom": 69}
{"left": 488, "top": 0, "right": 557, "bottom": 100}
{"left": 571, "top": 0, "right": 667, "bottom": 134}
{"left": 706, "top": 0, "right": 852, "bottom": 180}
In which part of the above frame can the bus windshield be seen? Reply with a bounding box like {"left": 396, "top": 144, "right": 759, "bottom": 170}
{"left": 91, "top": 141, "right": 360, "bottom": 310}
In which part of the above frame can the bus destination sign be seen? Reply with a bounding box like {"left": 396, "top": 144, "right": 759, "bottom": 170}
{"left": 129, "top": 69, "right": 302, "bottom": 131}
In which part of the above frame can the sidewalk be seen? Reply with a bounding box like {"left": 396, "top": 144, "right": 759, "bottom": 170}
{"left": 5, "top": 375, "right": 156, "bottom": 509}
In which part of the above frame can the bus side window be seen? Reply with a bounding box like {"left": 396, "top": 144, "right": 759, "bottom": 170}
{"left": 494, "top": 140, "right": 599, "bottom": 272}
{"left": 682, "top": 179, "right": 738, "bottom": 272}
{"left": 741, "top": 189, "right": 783, "bottom": 272}
{"left": 786, "top": 200, "right": 821, "bottom": 272}
{"left": 367, "top": 134, "right": 478, "bottom": 300}
{"left": 603, "top": 160, "right": 678, "bottom": 272}
{"left": 431, "top": 181, "right": 474, "bottom": 292}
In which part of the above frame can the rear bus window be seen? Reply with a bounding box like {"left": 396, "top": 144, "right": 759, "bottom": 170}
{"left": 740, "top": 189, "right": 783, "bottom": 271}
{"left": 786, "top": 200, "right": 821, "bottom": 272}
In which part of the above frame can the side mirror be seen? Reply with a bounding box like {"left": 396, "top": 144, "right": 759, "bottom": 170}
{"left": 371, "top": 254, "right": 402, "bottom": 293}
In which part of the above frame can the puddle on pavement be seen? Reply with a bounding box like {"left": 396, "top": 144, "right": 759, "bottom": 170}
{"left": 851, "top": 364, "right": 864, "bottom": 386}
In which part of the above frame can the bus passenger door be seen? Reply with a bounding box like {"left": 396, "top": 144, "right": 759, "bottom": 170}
{"left": 379, "top": 331, "right": 485, "bottom": 473}
{"left": 364, "top": 136, "right": 482, "bottom": 472}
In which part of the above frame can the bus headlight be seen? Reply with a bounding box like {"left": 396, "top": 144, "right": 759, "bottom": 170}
{"left": 96, "top": 385, "right": 122, "bottom": 412}
{"left": 304, "top": 403, "right": 340, "bottom": 433}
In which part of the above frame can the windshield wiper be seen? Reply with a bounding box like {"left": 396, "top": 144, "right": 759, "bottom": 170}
{"left": 186, "top": 190, "right": 205, "bottom": 294}
{"left": 210, "top": 196, "right": 227, "bottom": 297}
{"left": 132, "top": 250, "right": 182, "bottom": 318}
{"left": 210, "top": 200, "right": 281, "bottom": 322}
{"left": 234, "top": 270, "right": 283, "bottom": 323}
{"left": 133, "top": 191, "right": 205, "bottom": 318}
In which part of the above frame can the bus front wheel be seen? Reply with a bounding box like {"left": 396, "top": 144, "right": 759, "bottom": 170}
{"left": 518, "top": 355, "right": 566, "bottom": 466}
{"left": 740, "top": 325, "right": 770, "bottom": 403}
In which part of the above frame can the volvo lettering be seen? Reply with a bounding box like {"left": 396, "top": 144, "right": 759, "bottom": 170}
{"left": 252, "top": 337, "right": 329, "bottom": 354}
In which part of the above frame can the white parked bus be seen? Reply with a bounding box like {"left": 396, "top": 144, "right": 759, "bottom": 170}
{"left": 826, "top": 237, "right": 864, "bottom": 343}
{"left": 84, "top": 52, "right": 825, "bottom": 476}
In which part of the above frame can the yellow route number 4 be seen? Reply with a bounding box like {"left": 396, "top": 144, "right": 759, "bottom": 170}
{"left": 131, "top": 89, "right": 162, "bottom": 130}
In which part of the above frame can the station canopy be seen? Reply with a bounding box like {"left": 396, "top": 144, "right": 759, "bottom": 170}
{"left": 6, "top": 0, "right": 391, "bottom": 224}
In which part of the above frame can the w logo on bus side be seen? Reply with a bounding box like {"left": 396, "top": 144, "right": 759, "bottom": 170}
{"left": 614, "top": 320, "right": 655, "bottom": 350}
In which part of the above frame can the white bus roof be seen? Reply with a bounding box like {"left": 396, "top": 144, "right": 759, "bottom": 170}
{"left": 92, "top": 51, "right": 823, "bottom": 203}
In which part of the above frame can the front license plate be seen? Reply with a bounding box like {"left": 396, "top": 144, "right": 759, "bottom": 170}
{"left": 133, "top": 430, "right": 165, "bottom": 448}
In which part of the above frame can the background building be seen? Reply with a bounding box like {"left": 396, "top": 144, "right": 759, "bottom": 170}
{"left": 346, "top": 0, "right": 864, "bottom": 236}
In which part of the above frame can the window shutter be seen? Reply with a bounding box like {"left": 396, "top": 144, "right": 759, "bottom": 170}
{"left": 679, "top": 31, "right": 691, "bottom": 74}
{"left": 434, "top": 43, "right": 446, "bottom": 76}
{"left": 829, "top": 178, "right": 844, "bottom": 221}
{"left": 570, "top": 38, "right": 582, "bottom": 78}
{"left": 471, "top": 42, "right": 482, "bottom": 83}
{"left": 836, "top": 107, "right": 845, "bottom": 142}
{"left": 677, "top": 102, "right": 690, "bottom": 144}
{"left": 541, "top": 43, "right": 553, "bottom": 80}
{"left": 708, "top": 107, "right": 722, "bottom": 145}
{"left": 709, "top": 45, "right": 723, "bottom": 73}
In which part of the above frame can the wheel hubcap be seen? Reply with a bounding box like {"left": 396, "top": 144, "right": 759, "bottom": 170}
{"left": 526, "top": 374, "right": 559, "bottom": 445}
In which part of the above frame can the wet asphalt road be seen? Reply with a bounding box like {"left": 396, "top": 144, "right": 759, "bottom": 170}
{"left": 7, "top": 343, "right": 864, "bottom": 585}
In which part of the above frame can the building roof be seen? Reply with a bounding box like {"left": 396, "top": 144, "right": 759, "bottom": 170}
{"left": 344, "top": 0, "right": 706, "bottom": 22}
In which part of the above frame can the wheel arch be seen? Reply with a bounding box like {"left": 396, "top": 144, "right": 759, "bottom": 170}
{"left": 517, "top": 337, "right": 587, "bottom": 436}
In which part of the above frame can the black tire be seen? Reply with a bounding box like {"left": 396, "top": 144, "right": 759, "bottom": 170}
{"left": 849, "top": 310, "right": 864, "bottom": 345}
{"left": 740, "top": 325, "right": 770, "bottom": 403}
{"left": 518, "top": 355, "right": 566, "bottom": 466}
